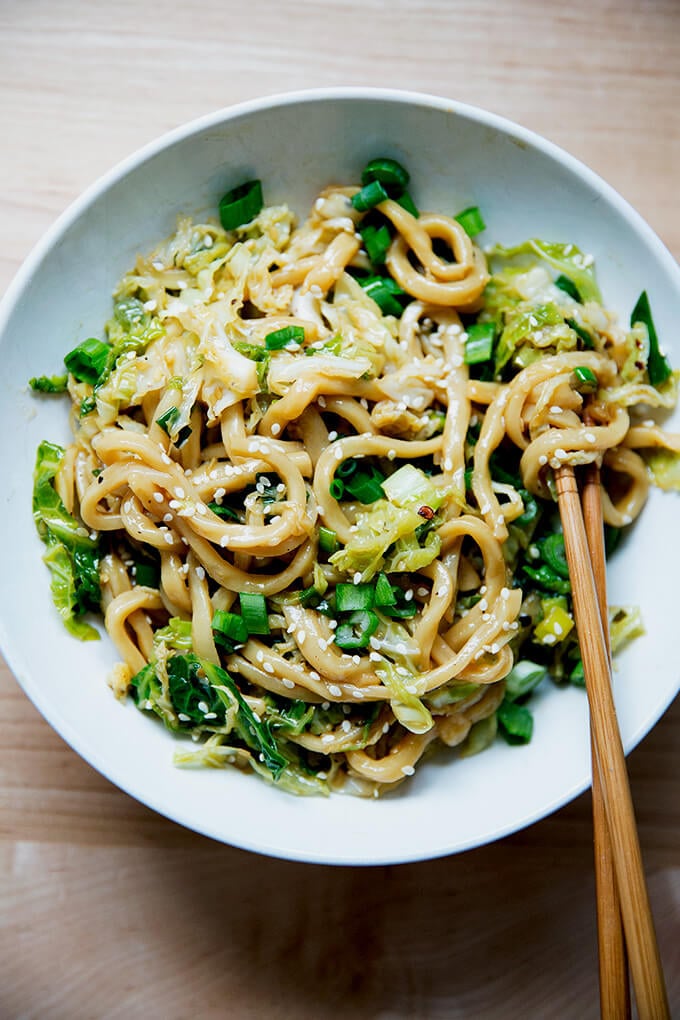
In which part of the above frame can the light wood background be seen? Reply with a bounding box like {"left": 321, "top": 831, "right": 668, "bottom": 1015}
{"left": 1, "top": 2, "right": 678, "bottom": 1017}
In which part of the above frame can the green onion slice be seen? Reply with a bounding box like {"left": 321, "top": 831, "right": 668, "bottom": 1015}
{"left": 540, "top": 532, "right": 570, "bottom": 579}
{"left": 497, "top": 698, "right": 534, "bottom": 744}
{"left": 335, "top": 582, "right": 375, "bottom": 612}
{"left": 360, "top": 222, "right": 392, "bottom": 265}
{"left": 565, "top": 317, "right": 594, "bottom": 350}
{"left": 454, "top": 205, "right": 486, "bottom": 238}
{"left": 329, "top": 478, "right": 345, "bottom": 500}
{"left": 334, "top": 610, "right": 379, "bottom": 650}
{"left": 212, "top": 609, "right": 248, "bottom": 648}
{"left": 374, "top": 572, "right": 397, "bottom": 607}
{"left": 361, "top": 157, "right": 410, "bottom": 191}
{"left": 572, "top": 365, "right": 598, "bottom": 392}
{"left": 64, "top": 337, "right": 110, "bottom": 386}
{"left": 343, "top": 468, "right": 385, "bottom": 504}
{"left": 351, "top": 180, "right": 389, "bottom": 212}
{"left": 504, "top": 660, "right": 547, "bottom": 702}
{"left": 554, "top": 274, "right": 583, "bottom": 303}
{"left": 238, "top": 592, "right": 270, "bottom": 635}
{"left": 336, "top": 458, "right": 358, "bottom": 479}
{"left": 219, "top": 179, "right": 263, "bottom": 231}
{"left": 318, "top": 527, "right": 339, "bottom": 555}
{"left": 360, "top": 275, "right": 409, "bottom": 316}
{"left": 464, "top": 322, "right": 495, "bottom": 365}
{"left": 265, "top": 325, "right": 305, "bottom": 350}
{"left": 29, "top": 375, "right": 68, "bottom": 393}
{"left": 156, "top": 406, "right": 180, "bottom": 435}
{"left": 395, "top": 191, "right": 419, "bottom": 218}
{"left": 631, "top": 290, "right": 672, "bottom": 386}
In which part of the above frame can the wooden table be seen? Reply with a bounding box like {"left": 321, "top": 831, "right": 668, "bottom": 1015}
{"left": 1, "top": 2, "right": 678, "bottom": 1016}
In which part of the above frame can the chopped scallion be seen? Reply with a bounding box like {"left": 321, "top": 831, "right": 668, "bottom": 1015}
{"left": 64, "top": 337, "right": 110, "bottom": 386}
{"left": 156, "top": 406, "right": 180, "bottom": 435}
{"left": 554, "top": 274, "right": 583, "bottom": 302}
{"left": 497, "top": 697, "right": 534, "bottom": 744}
{"left": 335, "top": 582, "right": 375, "bottom": 612}
{"left": 360, "top": 222, "right": 392, "bottom": 265}
{"left": 207, "top": 502, "right": 241, "bottom": 522}
{"left": 361, "top": 157, "right": 410, "bottom": 191}
{"left": 464, "top": 322, "right": 495, "bottom": 365}
{"left": 212, "top": 609, "right": 249, "bottom": 649}
{"left": 359, "top": 275, "right": 409, "bottom": 316}
{"left": 351, "top": 180, "right": 389, "bottom": 212}
{"left": 318, "top": 527, "right": 339, "bottom": 555}
{"left": 454, "top": 205, "right": 486, "bottom": 238}
{"left": 395, "top": 191, "right": 419, "bottom": 217}
{"left": 374, "top": 572, "right": 397, "bottom": 607}
{"left": 329, "top": 478, "right": 345, "bottom": 500}
{"left": 572, "top": 365, "right": 598, "bottom": 392}
{"left": 29, "top": 375, "right": 68, "bottom": 393}
{"left": 334, "top": 610, "right": 379, "bottom": 650}
{"left": 504, "top": 660, "right": 547, "bottom": 702}
{"left": 565, "top": 317, "right": 594, "bottom": 350}
{"left": 265, "top": 325, "right": 305, "bottom": 350}
{"left": 343, "top": 468, "right": 385, "bottom": 504}
{"left": 219, "top": 179, "right": 263, "bottom": 231}
{"left": 631, "top": 290, "right": 672, "bottom": 386}
{"left": 238, "top": 592, "right": 270, "bottom": 635}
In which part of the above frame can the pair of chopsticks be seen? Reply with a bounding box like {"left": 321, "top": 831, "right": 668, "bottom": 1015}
{"left": 555, "top": 463, "right": 669, "bottom": 1019}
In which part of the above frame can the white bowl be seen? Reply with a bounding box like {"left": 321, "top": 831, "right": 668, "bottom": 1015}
{"left": 1, "top": 88, "right": 678, "bottom": 865}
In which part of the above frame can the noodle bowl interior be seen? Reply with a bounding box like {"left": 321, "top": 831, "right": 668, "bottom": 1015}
{"left": 31, "top": 158, "right": 680, "bottom": 797}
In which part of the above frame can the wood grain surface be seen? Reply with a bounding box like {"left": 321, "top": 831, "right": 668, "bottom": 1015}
{"left": 1, "top": 1, "right": 678, "bottom": 1017}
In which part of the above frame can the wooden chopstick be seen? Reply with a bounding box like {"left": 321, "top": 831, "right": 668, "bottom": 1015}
{"left": 581, "top": 463, "right": 631, "bottom": 1019}
{"left": 555, "top": 464, "right": 669, "bottom": 1020}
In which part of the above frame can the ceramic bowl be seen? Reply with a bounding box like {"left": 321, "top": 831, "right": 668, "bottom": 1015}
{"left": 1, "top": 88, "right": 678, "bottom": 864}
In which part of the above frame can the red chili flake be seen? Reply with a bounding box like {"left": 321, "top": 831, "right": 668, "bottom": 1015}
{"left": 417, "top": 505, "right": 435, "bottom": 520}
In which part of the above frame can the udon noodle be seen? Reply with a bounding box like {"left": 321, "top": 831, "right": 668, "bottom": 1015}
{"left": 32, "top": 159, "right": 680, "bottom": 796}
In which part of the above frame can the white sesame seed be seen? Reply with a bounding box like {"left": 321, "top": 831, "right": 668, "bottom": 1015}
{"left": 417, "top": 587, "right": 429, "bottom": 597}
{"left": 163, "top": 512, "right": 173, "bottom": 523}
{"left": 198, "top": 700, "right": 209, "bottom": 713}
{"left": 328, "top": 620, "right": 337, "bottom": 630}
{"left": 351, "top": 655, "right": 361, "bottom": 665}
{"left": 169, "top": 499, "right": 181, "bottom": 509}
{"left": 220, "top": 535, "right": 229, "bottom": 547}
{"left": 585, "top": 432, "right": 597, "bottom": 443}
{"left": 401, "top": 765, "right": 415, "bottom": 776}
{"left": 153, "top": 491, "right": 164, "bottom": 503}
{"left": 178, "top": 713, "right": 191, "bottom": 722}
{"left": 282, "top": 678, "right": 295, "bottom": 689}
{"left": 195, "top": 566, "right": 205, "bottom": 581}
{"left": 501, "top": 587, "right": 510, "bottom": 599}
{"left": 404, "top": 589, "right": 414, "bottom": 602}
{"left": 353, "top": 572, "right": 362, "bottom": 585}
{"left": 163, "top": 533, "right": 174, "bottom": 545}
{"left": 369, "top": 651, "right": 381, "bottom": 662}
{"left": 318, "top": 395, "right": 327, "bottom": 408}
{"left": 550, "top": 405, "right": 563, "bottom": 414}
{"left": 174, "top": 487, "right": 185, "bottom": 498}
{"left": 341, "top": 720, "right": 352, "bottom": 733}
{"left": 263, "top": 662, "right": 275, "bottom": 674}
{"left": 297, "top": 629, "right": 306, "bottom": 645}
{"left": 328, "top": 430, "right": 338, "bottom": 441}
{"left": 328, "top": 684, "right": 342, "bottom": 698}
{"left": 478, "top": 599, "right": 488, "bottom": 611}
{"left": 387, "top": 449, "right": 397, "bottom": 460}
{"left": 309, "top": 671, "right": 321, "bottom": 682}
{"left": 538, "top": 455, "right": 548, "bottom": 466}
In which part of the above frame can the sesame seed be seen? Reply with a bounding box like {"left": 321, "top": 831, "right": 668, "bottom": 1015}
{"left": 319, "top": 638, "right": 328, "bottom": 651}
{"left": 309, "top": 671, "right": 321, "bottom": 682}
{"left": 263, "top": 662, "right": 275, "bottom": 674}
{"left": 220, "top": 536, "right": 229, "bottom": 547}
{"left": 178, "top": 713, "right": 191, "bottom": 722}
{"left": 351, "top": 655, "right": 361, "bottom": 665}
{"left": 163, "top": 533, "right": 174, "bottom": 545}
{"left": 322, "top": 733, "right": 335, "bottom": 744}
{"left": 169, "top": 499, "right": 181, "bottom": 509}
{"left": 482, "top": 613, "right": 491, "bottom": 622}
{"left": 328, "top": 619, "right": 337, "bottom": 630}
{"left": 501, "top": 587, "right": 510, "bottom": 599}
{"left": 328, "top": 684, "right": 342, "bottom": 698}
{"left": 153, "top": 491, "right": 164, "bottom": 503}
{"left": 271, "top": 423, "right": 281, "bottom": 436}
{"left": 369, "top": 651, "right": 381, "bottom": 662}
{"left": 585, "top": 432, "right": 597, "bottom": 443}
{"left": 214, "top": 488, "right": 226, "bottom": 500}
{"left": 404, "top": 589, "right": 414, "bottom": 602}
{"left": 195, "top": 566, "right": 205, "bottom": 581}
{"left": 341, "top": 720, "right": 352, "bottom": 733}
{"left": 174, "top": 487, "right": 185, "bottom": 498}
{"left": 538, "top": 455, "right": 548, "bottom": 466}
{"left": 401, "top": 765, "right": 415, "bottom": 776}
{"left": 387, "top": 449, "right": 397, "bottom": 460}
{"left": 328, "top": 430, "right": 338, "bottom": 441}
{"left": 353, "top": 572, "right": 362, "bottom": 584}
{"left": 554, "top": 623, "right": 564, "bottom": 636}
{"left": 198, "top": 700, "right": 209, "bottom": 713}
{"left": 297, "top": 629, "right": 306, "bottom": 645}
{"left": 282, "top": 678, "right": 295, "bottom": 689}
{"left": 318, "top": 395, "right": 327, "bottom": 408}
{"left": 417, "top": 587, "right": 429, "bottom": 597}
{"left": 163, "top": 512, "right": 173, "bottom": 523}
{"left": 550, "top": 405, "right": 563, "bottom": 414}
{"left": 478, "top": 599, "right": 488, "bottom": 611}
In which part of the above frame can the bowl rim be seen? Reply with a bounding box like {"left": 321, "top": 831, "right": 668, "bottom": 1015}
{"left": 2, "top": 87, "right": 679, "bottom": 864}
